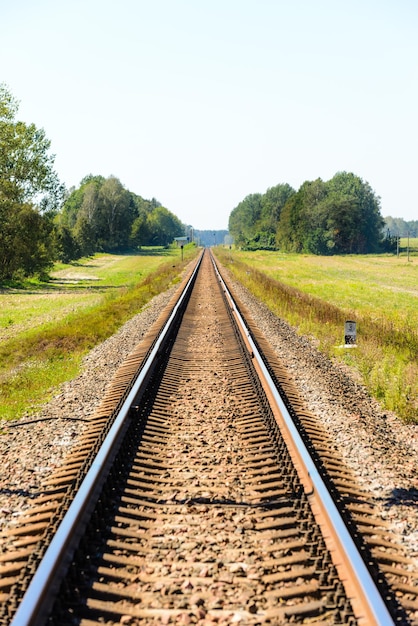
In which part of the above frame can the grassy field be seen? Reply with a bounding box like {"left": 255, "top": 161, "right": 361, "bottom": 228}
{"left": 214, "top": 247, "right": 417, "bottom": 423}
{"left": 0, "top": 246, "right": 198, "bottom": 422}
{"left": 400, "top": 236, "right": 418, "bottom": 253}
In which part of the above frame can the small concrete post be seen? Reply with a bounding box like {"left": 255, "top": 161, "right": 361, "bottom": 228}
{"left": 344, "top": 321, "right": 357, "bottom": 346}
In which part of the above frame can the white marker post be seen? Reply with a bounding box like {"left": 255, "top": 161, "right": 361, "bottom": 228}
{"left": 344, "top": 320, "right": 357, "bottom": 347}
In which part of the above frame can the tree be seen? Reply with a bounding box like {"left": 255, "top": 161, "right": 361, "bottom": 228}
{"left": 0, "top": 203, "right": 56, "bottom": 278}
{"left": 384, "top": 216, "right": 418, "bottom": 238}
{"left": 60, "top": 175, "right": 136, "bottom": 253}
{"left": 228, "top": 185, "right": 295, "bottom": 250}
{"left": 130, "top": 212, "right": 151, "bottom": 248}
{"left": 59, "top": 175, "right": 105, "bottom": 230}
{"left": 275, "top": 179, "right": 327, "bottom": 252}
{"left": 54, "top": 223, "right": 80, "bottom": 263}
{"left": 96, "top": 176, "right": 134, "bottom": 250}
{"left": 0, "top": 84, "right": 62, "bottom": 279}
{"left": 260, "top": 183, "right": 295, "bottom": 233}
{"left": 59, "top": 177, "right": 183, "bottom": 255}
{"left": 325, "top": 172, "right": 384, "bottom": 253}
{"left": 228, "top": 194, "right": 263, "bottom": 247}
{"left": 0, "top": 85, "right": 63, "bottom": 210}
{"left": 145, "top": 206, "right": 184, "bottom": 246}
{"left": 73, "top": 181, "right": 101, "bottom": 254}
{"left": 276, "top": 173, "right": 384, "bottom": 254}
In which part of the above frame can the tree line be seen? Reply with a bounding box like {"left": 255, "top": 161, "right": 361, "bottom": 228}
{"left": 2, "top": 83, "right": 415, "bottom": 283}
{"left": 0, "top": 85, "right": 184, "bottom": 281}
{"left": 56, "top": 175, "right": 184, "bottom": 262}
{"left": 384, "top": 216, "right": 418, "bottom": 239}
{"left": 228, "top": 173, "right": 411, "bottom": 254}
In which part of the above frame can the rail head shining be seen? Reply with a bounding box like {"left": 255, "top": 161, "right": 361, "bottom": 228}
{"left": 10, "top": 252, "right": 203, "bottom": 626}
{"left": 211, "top": 252, "right": 394, "bottom": 626}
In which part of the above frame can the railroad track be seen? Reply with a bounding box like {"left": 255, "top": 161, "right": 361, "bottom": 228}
{"left": 0, "top": 249, "right": 417, "bottom": 625}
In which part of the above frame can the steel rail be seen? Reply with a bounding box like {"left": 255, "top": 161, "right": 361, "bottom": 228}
{"left": 10, "top": 252, "right": 204, "bottom": 626}
{"left": 211, "top": 251, "right": 394, "bottom": 626}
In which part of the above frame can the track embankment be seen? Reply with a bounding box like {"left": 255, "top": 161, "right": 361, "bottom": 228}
{"left": 0, "top": 250, "right": 416, "bottom": 625}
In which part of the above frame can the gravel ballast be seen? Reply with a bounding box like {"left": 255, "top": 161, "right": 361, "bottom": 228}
{"left": 0, "top": 264, "right": 417, "bottom": 569}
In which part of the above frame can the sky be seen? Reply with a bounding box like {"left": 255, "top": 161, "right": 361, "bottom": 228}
{"left": 1, "top": 0, "right": 417, "bottom": 230}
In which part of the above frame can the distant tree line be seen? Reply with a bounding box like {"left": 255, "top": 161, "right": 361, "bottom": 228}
{"left": 189, "top": 230, "right": 229, "bottom": 247}
{"left": 383, "top": 216, "right": 418, "bottom": 238}
{"left": 229, "top": 183, "right": 295, "bottom": 251}
{"left": 229, "top": 173, "right": 405, "bottom": 254}
{"left": 56, "top": 175, "right": 184, "bottom": 262}
{"left": 0, "top": 85, "right": 185, "bottom": 280}
{"left": 2, "top": 83, "right": 415, "bottom": 283}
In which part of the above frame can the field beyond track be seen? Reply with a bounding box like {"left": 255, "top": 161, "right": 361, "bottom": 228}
{"left": 0, "top": 246, "right": 198, "bottom": 422}
{"left": 214, "top": 248, "right": 417, "bottom": 423}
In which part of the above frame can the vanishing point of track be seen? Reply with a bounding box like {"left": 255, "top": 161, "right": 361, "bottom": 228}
{"left": 1, "top": 249, "right": 417, "bottom": 625}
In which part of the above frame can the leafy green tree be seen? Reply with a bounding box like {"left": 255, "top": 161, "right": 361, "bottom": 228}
{"left": 73, "top": 181, "right": 101, "bottom": 254}
{"left": 0, "top": 86, "right": 62, "bottom": 208}
{"left": 60, "top": 175, "right": 137, "bottom": 253}
{"left": 60, "top": 186, "right": 84, "bottom": 229}
{"left": 275, "top": 180, "right": 327, "bottom": 252}
{"left": 60, "top": 175, "right": 105, "bottom": 230}
{"left": 298, "top": 178, "right": 329, "bottom": 253}
{"left": 228, "top": 185, "right": 294, "bottom": 250}
{"left": 325, "top": 172, "right": 384, "bottom": 253}
{"left": 95, "top": 176, "right": 135, "bottom": 250}
{"left": 80, "top": 181, "right": 100, "bottom": 224}
{"left": 380, "top": 227, "right": 399, "bottom": 253}
{"left": 130, "top": 212, "right": 151, "bottom": 248}
{"left": 260, "top": 183, "right": 295, "bottom": 233}
{"left": 0, "top": 203, "right": 56, "bottom": 278}
{"left": 407, "top": 220, "right": 417, "bottom": 237}
{"left": 384, "top": 216, "right": 418, "bottom": 238}
{"left": 60, "top": 177, "right": 182, "bottom": 254}
{"left": 228, "top": 193, "right": 263, "bottom": 247}
{"left": 73, "top": 214, "right": 97, "bottom": 256}
{"left": 59, "top": 176, "right": 105, "bottom": 254}
{"left": 277, "top": 172, "right": 384, "bottom": 254}
{"left": 145, "top": 206, "right": 184, "bottom": 246}
{"left": 0, "top": 84, "right": 63, "bottom": 278}
{"left": 54, "top": 224, "right": 80, "bottom": 263}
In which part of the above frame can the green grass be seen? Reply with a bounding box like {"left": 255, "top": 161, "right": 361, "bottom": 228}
{"left": 0, "top": 245, "right": 199, "bottom": 421}
{"left": 0, "top": 250, "right": 178, "bottom": 340}
{"left": 214, "top": 248, "right": 417, "bottom": 423}
{"left": 400, "top": 236, "right": 418, "bottom": 252}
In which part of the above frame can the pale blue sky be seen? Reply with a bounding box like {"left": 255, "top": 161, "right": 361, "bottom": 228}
{"left": 2, "top": 0, "right": 417, "bottom": 229}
